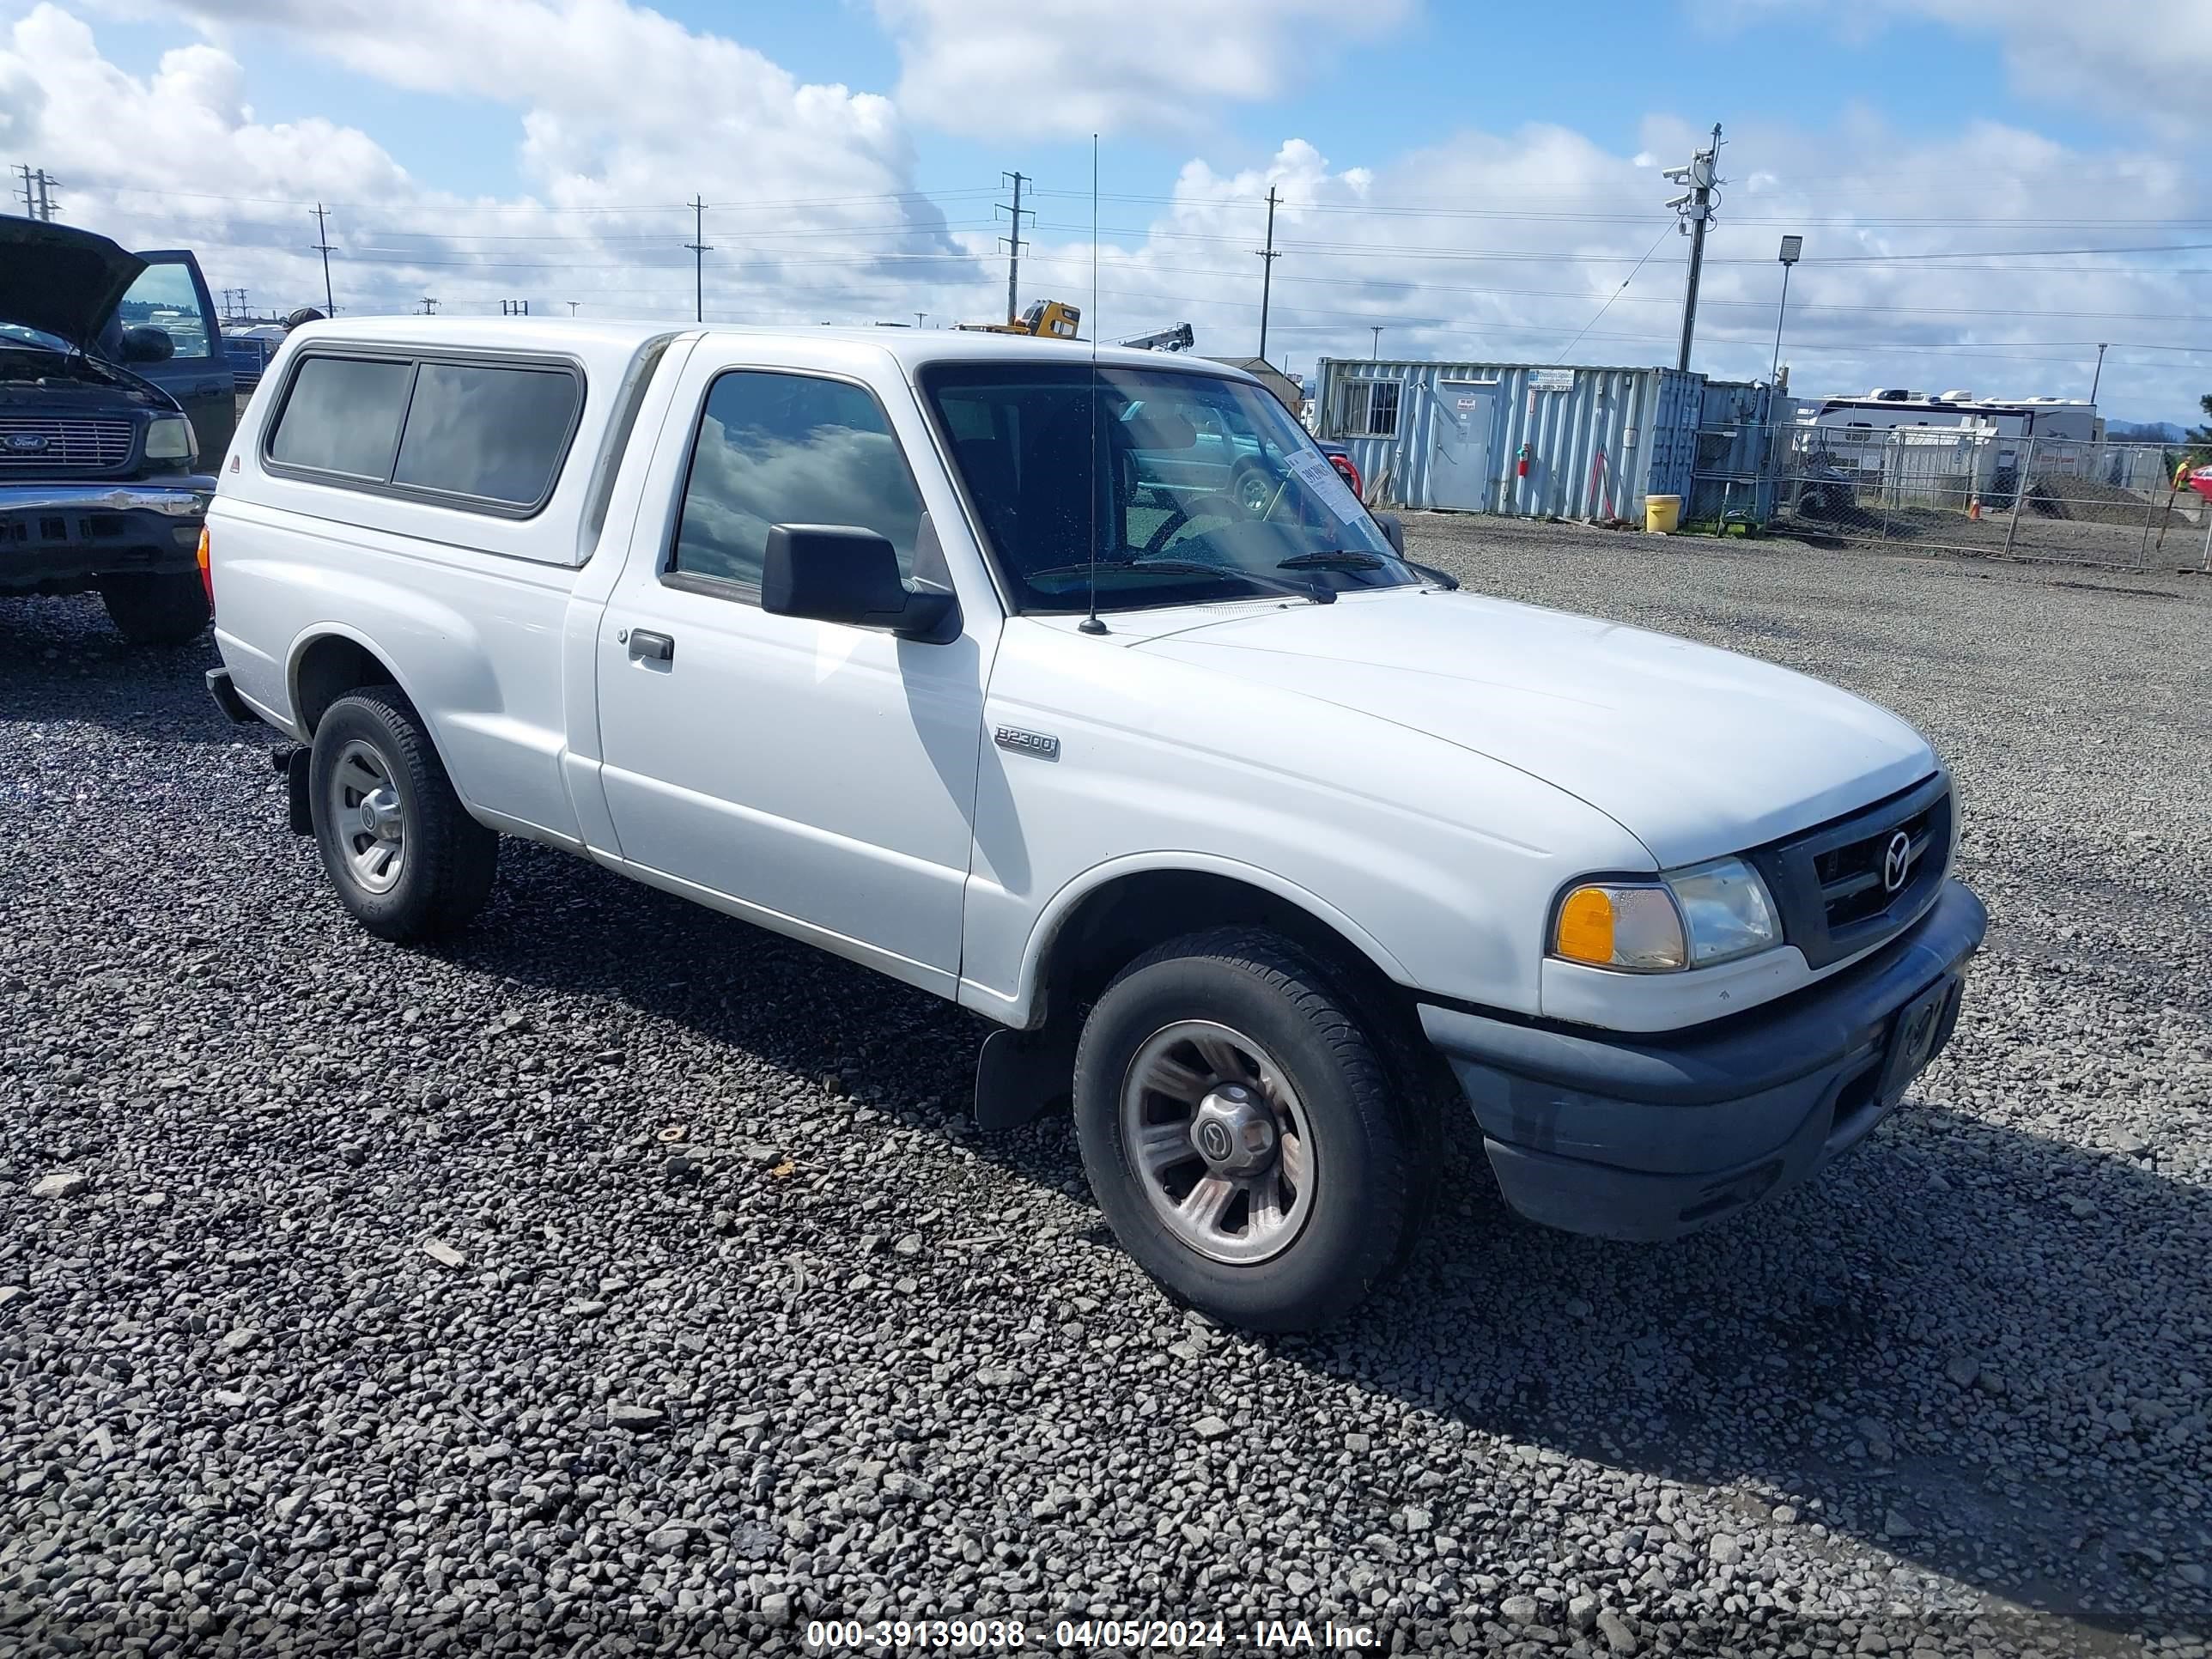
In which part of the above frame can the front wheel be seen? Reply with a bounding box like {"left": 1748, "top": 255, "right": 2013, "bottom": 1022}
{"left": 1073, "top": 927, "right": 1431, "bottom": 1331}
{"left": 308, "top": 688, "right": 497, "bottom": 942}
{"left": 100, "top": 571, "right": 210, "bottom": 645}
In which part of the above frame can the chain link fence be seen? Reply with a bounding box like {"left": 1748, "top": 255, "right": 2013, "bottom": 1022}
{"left": 1771, "top": 425, "right": 2212, "bottom": 574}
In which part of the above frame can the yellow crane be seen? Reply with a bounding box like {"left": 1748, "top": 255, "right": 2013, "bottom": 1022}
{"left": 957, "top": 299, "right": 1083, "bottom": 339}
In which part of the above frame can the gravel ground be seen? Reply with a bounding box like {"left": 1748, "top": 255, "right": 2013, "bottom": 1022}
{"left": 3, "top": 521, "right": 2209, "bottom": 1659}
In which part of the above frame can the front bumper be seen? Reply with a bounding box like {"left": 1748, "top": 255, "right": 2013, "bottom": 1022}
{"left": 1423, "top": 879, "right": 1987, "bottom": 1242}
{"left": 0, "top": 479, "right": 212, "bottom": 593}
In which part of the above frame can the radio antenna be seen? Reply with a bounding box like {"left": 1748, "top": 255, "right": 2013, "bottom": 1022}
{"left": 1079, "top": 131, "right": 1108, "bottom": 636}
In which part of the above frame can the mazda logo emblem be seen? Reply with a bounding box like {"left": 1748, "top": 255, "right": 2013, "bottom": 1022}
{"left": 1882, "top": 830, "right": 1914, "bottom": 894}
{"left": 3, "top": 433, "right": 50, "bottom": 453}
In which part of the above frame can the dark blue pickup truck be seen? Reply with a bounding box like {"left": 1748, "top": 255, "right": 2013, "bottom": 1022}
{"left": 1, "top": 220, "right": 223, "bottom": 643}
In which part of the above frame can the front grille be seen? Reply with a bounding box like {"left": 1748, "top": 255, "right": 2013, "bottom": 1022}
{"left": 1814, "top": 799, "right": 1941, "bottom": 931}
{"left": 0, "top": 416, "right": 136, "bottom": 471}
{"left": 1748, "top": 775, "right": 1953, "bottom": 969}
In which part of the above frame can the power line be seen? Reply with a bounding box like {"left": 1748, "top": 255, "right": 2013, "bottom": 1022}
{"left": 1553, "top": 225, "right": 1675, "bottom": 364}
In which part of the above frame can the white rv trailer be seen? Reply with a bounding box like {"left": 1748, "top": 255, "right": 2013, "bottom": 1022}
{"left": 1801, "top": 389, "right": 2100, "bottom": 478}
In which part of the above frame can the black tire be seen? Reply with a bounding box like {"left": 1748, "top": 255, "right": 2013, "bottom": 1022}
{"left": 308, "top": 688, "right": 496, "bottom": 942}
{"left": 99, "top": 571, "right": 210, "bottom": 645}
{"left": 1230, "top": 459, "right": 1279, "bottom": 520}
{"left": 1073, "top": 927, "right": 1431, "bottom": 1332}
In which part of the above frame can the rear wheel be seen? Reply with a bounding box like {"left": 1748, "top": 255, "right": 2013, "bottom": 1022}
{"left": 99, "top": 571, "right": 209, "bottom": 645}
{"left": 308, "top": 688, "right": 496, "bottom": 941}
{"left": 1073, "top": 927, "right": 1431, "bottom": 1331}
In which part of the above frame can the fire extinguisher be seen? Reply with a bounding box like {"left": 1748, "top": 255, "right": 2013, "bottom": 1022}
{"left": 1516, "top": 441, "right": 1534, "bottom": 479}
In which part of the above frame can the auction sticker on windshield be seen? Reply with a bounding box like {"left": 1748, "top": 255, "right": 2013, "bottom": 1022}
{"left": 1285, "top": 448, "right": 1365, "bottom": 526}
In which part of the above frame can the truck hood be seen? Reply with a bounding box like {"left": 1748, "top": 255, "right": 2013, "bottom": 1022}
{"left": 0, "top": 219, "right": 144, "bottom": 349}
{"left": 1132, "top": 587, "right": 1936, "bottom": 867}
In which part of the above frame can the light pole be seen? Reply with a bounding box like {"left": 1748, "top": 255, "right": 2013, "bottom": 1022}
{"left": 1771, "top": 234, "right": 1802, "bottom": 383}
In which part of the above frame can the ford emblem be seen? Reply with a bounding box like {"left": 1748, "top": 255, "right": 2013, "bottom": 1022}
{"left": 3, "top": 433, "right": 50, "bottom": 453}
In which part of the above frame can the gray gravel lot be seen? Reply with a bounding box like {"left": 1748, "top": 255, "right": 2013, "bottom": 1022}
{"left": 3, "top": 520, "right": 2209, "bottom": 1659}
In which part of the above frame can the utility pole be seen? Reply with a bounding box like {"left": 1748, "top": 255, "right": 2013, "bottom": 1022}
{"left": 568, "top": 301, "right": 580, "bottom": 316}
{"left": 500, "top": 299, "right": 529, "bottom": 316}
{"left": 2090, "top": 342, "right": 2108, "bottom": 404}
{"left": 1370, "top": 325, "right": 1383, "bottom": 361}
{"left": 17, "top": 166, "right": 58, "bottom": 222}
{"left": 1255, "top": 185, "right": 1281, "bottom": 364}
{"left": 684, "top": 197, "right": 711, "bottom": 324}
{"left": 1662, "top": 123, "right": 1722, "bottom": 374}
{"left": 418, "top": 297, "right": 438, "bottom": 314}
{"left": 310, "top": 203, "right": 337, "bottom": 316}
{"left": 997, "top": 171, "right": 1030, "bottom": 325}
{"left": 915, "top": 312, "right": 927, "bottom": 330}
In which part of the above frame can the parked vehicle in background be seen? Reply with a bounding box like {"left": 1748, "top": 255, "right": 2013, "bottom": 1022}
{"left": 1315, "top": 438, "right": 1362, "bottom": 501}
{"left": 204, "top": 318, "right": 1984, "bottom": 1331}
{"left": 226, "top": 325, "right": 289, "bottom": 392}
{"left": 1, "top": 219, "right": 218, "bottom": 644}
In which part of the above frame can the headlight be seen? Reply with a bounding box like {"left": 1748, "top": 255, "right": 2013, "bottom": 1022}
{"left": 1553, "top": 856, "right": 1779, "bottom": 973}
{"left": 145, "top": 415, "right": 198, "bottom": 464}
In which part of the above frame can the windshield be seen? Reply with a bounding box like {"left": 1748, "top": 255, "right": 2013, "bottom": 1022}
{"left": 0, "top": 322, "right": 71, "bottom": 355}
{"left": 919, "top": 362, "right": 1419, "bottom": 612}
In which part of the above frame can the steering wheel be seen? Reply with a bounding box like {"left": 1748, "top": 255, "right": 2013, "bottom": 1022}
{"left": 1142, "top": 492, "right": 1245, "bottom": 556}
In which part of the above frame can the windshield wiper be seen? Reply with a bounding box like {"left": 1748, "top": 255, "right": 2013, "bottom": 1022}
{"left": 1277, "top": 550, "right": 1388, "bottom": 571}
{"left": 1024, "top": 559, "right": 1332, "bottom": 604}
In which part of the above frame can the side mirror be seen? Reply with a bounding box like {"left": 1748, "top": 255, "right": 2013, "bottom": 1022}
{"left": 762, "top": 524, "right": 958, "bottom": 641}
{"left": 121, "top": 325, "right": 174, "bottom": 363}
{"left": 1373, "top": 510, "right": 1407, "bottom": 556}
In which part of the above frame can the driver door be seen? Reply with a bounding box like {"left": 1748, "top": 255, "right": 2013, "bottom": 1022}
{"left": 111, "top": 252, "right": 232, "bottom": 463}
{"left": 592, "top": 349, "right": 995, "bottom": 996}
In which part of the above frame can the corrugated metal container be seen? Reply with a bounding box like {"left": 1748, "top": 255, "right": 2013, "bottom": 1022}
{"left": 1688, "top": 378, "right": 1779, "bottom": 524}
{"left": 1315, "top": 357, "right": 1705, "bottom": 520}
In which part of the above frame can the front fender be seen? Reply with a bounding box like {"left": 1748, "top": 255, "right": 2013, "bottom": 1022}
{"left": 1003, "top": 849, "right": 1417, "bottom": 1027}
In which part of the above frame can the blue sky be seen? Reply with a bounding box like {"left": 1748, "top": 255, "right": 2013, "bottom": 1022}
{"left": 3, "top": 0, "right": 2208, "bottom": 422}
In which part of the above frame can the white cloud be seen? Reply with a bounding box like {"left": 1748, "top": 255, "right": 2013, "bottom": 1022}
{"left": 3, "top": 2, "right": 2205, "bottom": 422}
{"left": 0, "top": 2, "right": 983, "bottom": 325}
{"left": 872, "top": 0, "right": 1415, "bottom": 139}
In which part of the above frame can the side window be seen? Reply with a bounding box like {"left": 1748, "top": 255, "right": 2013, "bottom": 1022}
{"left": 1366, "top": 380, "right": 1401, "bottom": 437}
{"left": 112, "top": 261, "right": 214, "bottom": 360}
{"left": 266, "top": 354, "right": 581, "bottom": 514}
{"left": 392, "top": 362, "right": 580, "bottom": 507}
{"left": 671, "top": 371, "right": 925, "bottom": 591}
{"left": 269, "top": 357, "right": 414, "bottom": 478}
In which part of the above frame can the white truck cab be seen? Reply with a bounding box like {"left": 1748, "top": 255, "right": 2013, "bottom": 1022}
{"left": 206, "top": 318, "right": 1984, "bottom": 1330}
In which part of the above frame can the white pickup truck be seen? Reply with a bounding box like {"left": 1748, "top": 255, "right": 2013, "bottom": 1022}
{"left": 204, "top": 319, "right": 1984, "bottom": 1330}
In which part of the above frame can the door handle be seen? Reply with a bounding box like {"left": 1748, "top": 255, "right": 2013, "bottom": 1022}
{"left": 626, "top": 629, "right": 674, "bottom": 663}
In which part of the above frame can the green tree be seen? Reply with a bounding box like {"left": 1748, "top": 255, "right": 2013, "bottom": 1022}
{"left": 2189, "top": 392, "right": 2212, "bottom": 463}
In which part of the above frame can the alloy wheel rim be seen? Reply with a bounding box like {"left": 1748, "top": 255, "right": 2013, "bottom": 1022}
{"left": 1120, "top": 1019, "right": 1314, "bottom": 1266}
{"left": 330, "top": 738, "right": 405, "bottom": 895}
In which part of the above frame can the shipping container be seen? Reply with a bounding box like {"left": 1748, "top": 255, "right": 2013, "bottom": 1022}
{"left": 1313, "top": 357, "right": 1706, "bottom": 520}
